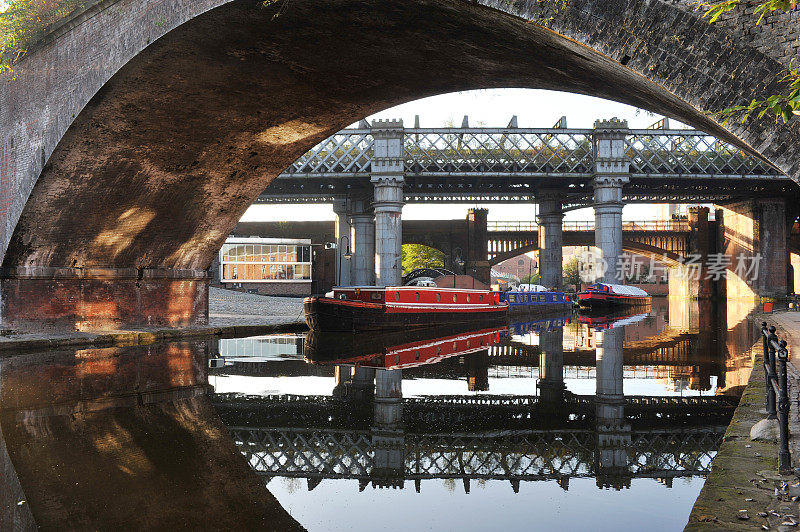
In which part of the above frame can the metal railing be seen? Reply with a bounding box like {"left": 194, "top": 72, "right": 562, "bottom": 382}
{"left": 486, "top": 220, "right": 690, "bottom": 232}
{"left": 279, "top": 127, "right": 783, "bottom": 179}
{"left": 761, "top": 322, "right": 792, "bottom": 474}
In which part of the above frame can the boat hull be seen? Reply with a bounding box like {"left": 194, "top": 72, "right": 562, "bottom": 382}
{"left": 499, "top": 291, "right": 572, "bottom": 314}
{"left": 508, "top": 302, "right": 572, "bottom": 314}
{"left": 304, "top": 296, "right": 508, "bottom": 332}
{"left": 577, "top": 293, "right": 651, "bottom": 309}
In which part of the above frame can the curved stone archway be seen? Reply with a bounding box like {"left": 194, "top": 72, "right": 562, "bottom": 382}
{"left": 3, "top": 0, "right": 799, "bottom": 329}
{"left": 490, "top": 239, "right": 684, "bottom": 268}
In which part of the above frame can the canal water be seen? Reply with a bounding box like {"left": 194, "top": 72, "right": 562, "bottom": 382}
{"left": 0, "top": 298, "right": 757, "bottom": 531}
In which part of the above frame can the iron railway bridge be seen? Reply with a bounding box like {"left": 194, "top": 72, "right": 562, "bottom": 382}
{"left": 257, "top": 126, "right": 794, "bottom": 206}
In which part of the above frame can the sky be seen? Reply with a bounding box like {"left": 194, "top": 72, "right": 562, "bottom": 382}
{"left": 242, "top": 88, "right": 691, "bottom": 223}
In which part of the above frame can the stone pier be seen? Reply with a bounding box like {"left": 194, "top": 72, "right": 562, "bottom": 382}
{"left": 537, "top": 193, "right": 564, "bottom": 290}
{"left": 668, "top": 206, "right": 716, "bottom": 300}
{"left": 467, "top": 349, "right": 490, "bottom": 392}
{"left": 592, "top": 119, "right": 629, "bottom": 285}
{"left": 466, "top": 208, "right": 491, "bottom": 285}
{"left": 717, "top": 198, "right": 790, "bottom": 300}
{"left": 333, "top": 365, "right": 375, "bottom": 401}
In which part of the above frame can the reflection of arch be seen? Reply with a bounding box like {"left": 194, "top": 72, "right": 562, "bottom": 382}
{"left": 490, "top": 240, "right": 683, "bottom": 267}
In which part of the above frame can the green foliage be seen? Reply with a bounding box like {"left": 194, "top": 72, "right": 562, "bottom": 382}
{"left": 401, "top": 244, "right": 445, "bottom": 275}
{"left": 694, "top": 0, "right": 797, "bottom": 24}
{"left": 715, "top": 66, "right": 800, "bottom": 125}
{"left": 537, "top": 0, "right": 798, "bottom": 125}
{"left": 563, "top": 256, "right": 580, "bottom": 288}
{"left": 1, "top": 0, "right": 84, "bottom": 74}
{"left": 520, "top": 273, "right": 540, "bottom": 285}
{"left": 693, "top": 0, "right": 798, "bottom": 124}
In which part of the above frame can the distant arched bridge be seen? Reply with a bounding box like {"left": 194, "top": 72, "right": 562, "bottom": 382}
{"left": 487, "top": 220, "right": 689, "bottom": 266}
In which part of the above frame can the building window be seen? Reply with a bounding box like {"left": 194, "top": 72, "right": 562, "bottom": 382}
{"left": 220, "top": 240, "right": 312, "bottom": 283}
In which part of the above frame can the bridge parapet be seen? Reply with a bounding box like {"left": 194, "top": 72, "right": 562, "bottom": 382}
{"left": 487, "top": 220, "right": 691, "bottom": 232}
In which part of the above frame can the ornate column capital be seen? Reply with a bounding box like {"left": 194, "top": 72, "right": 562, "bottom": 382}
{"left": 371, "top": 118, "right": 405, "bottom": 183}
{"left": 593, "top": 117, "right": 630, "bottom": 185}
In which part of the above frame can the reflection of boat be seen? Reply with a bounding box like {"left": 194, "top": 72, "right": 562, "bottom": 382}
{"left": 304, "top": 325, "right": 504, "bottom": 369}
{"left": 303, "top": 286, "right": 507, "bottom": 332}
{"left": 499, "top": 285, "right": 572, "bottom": 314}
{"left": 578, "top": 310, "right": 649, "bottom": 330}
{"left": 507, "top": 313, "right": 573, "bottom": 336}
{"left": 577, "top": 283, "right": 651, "bottom": 309}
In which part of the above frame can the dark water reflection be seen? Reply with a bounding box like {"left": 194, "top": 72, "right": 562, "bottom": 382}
{"left": 0, "top": 298, "right": 757, "bottom": 531}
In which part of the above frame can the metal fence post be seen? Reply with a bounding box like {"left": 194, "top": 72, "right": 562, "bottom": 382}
{"left": 777, "top": 339, "right": 792, "bottom": 475}
{"left": 768, "top": 325, "right": 779, "bottom": 419}
{"left": 764, "top": 322, "right": 774, "bottom": 415}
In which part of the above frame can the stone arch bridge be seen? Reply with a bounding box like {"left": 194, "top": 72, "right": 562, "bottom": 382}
{"left": 486, "top": 220, "right": 690, "bottom": 266}
{"left": 2, "top": 0, "right": 800, "bottom": 330}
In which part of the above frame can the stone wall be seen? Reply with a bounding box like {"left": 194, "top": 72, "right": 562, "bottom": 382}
{"left": 218, "top": 281, "right": 311, "bottom": 297}
{"left": 667, "top": 0, "right": 799, "bottom": 69}
{"left": 718, "top": 199, "right": 790, "bottom": 300}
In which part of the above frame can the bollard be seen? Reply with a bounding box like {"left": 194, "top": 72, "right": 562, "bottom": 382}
{"left": 768, "top": 326, "right": 779, "bottom": 419}
{"left": 777, "top": 340, "right": 792, "bottom": 475}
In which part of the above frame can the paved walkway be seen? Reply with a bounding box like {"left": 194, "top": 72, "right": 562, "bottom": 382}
{"left": 688, "top": 310, "right": 800, "bottom": 530}
{"left": 209, "top": 287, "right": 305, "bottom": 327}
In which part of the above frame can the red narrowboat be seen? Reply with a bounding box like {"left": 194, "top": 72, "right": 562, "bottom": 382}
{"left": 303, "top": 286, "right": 508, "bottom": 332}
{"left": 576, "top": 283, "right": 651, "bottom": 309}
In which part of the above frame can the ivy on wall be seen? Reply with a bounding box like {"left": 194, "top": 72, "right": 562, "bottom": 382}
{"left": 1, "top": 0, "right": 84, "bottom": 74}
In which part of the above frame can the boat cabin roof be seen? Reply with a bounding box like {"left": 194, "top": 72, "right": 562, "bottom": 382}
{"left": 516, "top": 284, "right": 549, "bottom": 292}
{"left": 589, "top": 283, "right": 649, "bottom": 297}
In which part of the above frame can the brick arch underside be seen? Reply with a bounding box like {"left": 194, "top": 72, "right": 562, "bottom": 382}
{"left": 6, "top": 0, "right": 800, "bottom": 274}
{"left": 3, "top": 0, "right": 799, "bottom": 330}
{"left": 489, "top": 239, "right": 684, "bottom": 267}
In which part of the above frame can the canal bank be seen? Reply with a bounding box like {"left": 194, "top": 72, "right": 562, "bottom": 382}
{"left": 687, "top": 310, "right": 800, "bottom": 530}
{"left": 0, "top": 287, "right": 307, "bottom": 354}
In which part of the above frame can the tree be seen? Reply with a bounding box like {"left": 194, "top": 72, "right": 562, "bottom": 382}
{"left": 563, "top": 256, "right": 580, "bottom": 288}
{"left": 519, "top": 273, "right": 540, "bottom": 285}
{"left": 401, "top": 244, "right": 445, "bottom": 275}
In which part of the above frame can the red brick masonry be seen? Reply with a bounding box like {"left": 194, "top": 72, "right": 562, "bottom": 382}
{"left": 1, "top": 267, "right": 209, "bottom": 332}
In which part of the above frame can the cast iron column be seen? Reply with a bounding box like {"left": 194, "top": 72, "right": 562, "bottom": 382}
{"left": 332, "top": 197, "right": 352, "bottom": 287}
{"left": 349, "top": 194, "right": 375, "bottom": 286}
{"left": 594, "top": 324, "right": 631, "bottom": 488}
{"left": 537, "top": 192, "right": 564, "bottom": 290}
{"left": 371, "top": 119, "right": 405, "bottom": 287}
{"left": 538, "top": 327, "right": 565, "bottom": 402}
{"left": 373, "top": 369, "right": 404, "bottom": 488}
{"left": 592, "top": 119, "right": 630, "bottom": 284}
